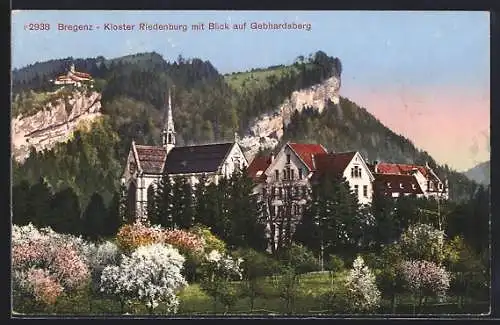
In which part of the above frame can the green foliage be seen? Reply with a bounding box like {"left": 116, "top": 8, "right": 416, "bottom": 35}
{"left": 13, "top": 117, "right": 122, "bottom": 209}
{"left": 279, "top": 243, "right": 320, "bottom": 275}
{"left": 190, "top": 225, "right": 226, "bottom": 254}
{"left": 82, "top": 192, "right": 107, "bottom": 240}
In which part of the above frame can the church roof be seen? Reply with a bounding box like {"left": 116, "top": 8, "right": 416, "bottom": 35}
{"left": 163, "top": 142, "right": 235, "bottom": 175}
{"left": 134, "top": 144, "right": 167, "bottom": 174}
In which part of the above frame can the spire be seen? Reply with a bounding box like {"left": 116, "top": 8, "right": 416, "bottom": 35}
{"left": 162, "top": 88, "right": 175, "bottom": 152}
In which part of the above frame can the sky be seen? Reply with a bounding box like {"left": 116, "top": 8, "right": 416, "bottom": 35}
{"left": 11, "top": 10, "right": 490, "bottom": 172}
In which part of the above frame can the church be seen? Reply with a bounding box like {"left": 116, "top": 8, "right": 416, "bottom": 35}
{"left": 121, "top": 90, "right": 248, "bottom": 220}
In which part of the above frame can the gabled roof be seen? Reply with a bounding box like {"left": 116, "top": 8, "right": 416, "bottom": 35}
{"left": 375, "top": 162, "right": 430, "bottom": 179}
{"left": 247, "top": 155, "right": 272, "bottom": 182}
{"left": 288, "top": 142, "right": 327, "bottom": 171}
{"left": 311, "top": 151, "right": 357, "bottom": 180}
{"left": 373, "top": 173, "right": 423, "bottom": 195}
{"left": 164, "top": 142, "right": 235, "bottom": 175}
{"left": 134, "top": 144, "right": 167, "bottom": 174}
{"left": 72, "top": 71, "right": 92, "bottom": 79}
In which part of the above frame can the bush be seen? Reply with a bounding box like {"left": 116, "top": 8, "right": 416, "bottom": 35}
{"left": 280, "top": 244, "right": 320, "bottom": 274}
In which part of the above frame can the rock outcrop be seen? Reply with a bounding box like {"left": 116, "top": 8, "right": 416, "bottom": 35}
{"left": 11, "top": 90, "right": 102, "bottom": 162}
{"left": 240, "top": 76, "right": 341, "bottom": 160}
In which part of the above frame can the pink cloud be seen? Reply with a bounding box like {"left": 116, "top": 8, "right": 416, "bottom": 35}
{"left": 342, "top": 85, "right": 490, "bottom": 171}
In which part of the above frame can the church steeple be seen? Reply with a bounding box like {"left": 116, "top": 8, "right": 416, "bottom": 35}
{"left": 162, "top": 88, "right": 176, "bottom": 153}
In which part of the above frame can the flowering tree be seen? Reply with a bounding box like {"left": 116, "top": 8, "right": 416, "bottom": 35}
{"left": 400, "top": 223, "right": 446, "bottom": 263}
{"left": 199, "top": 250, "right": 243, "bottom": 314}
{"left": 12, "top": 224, "right": 90, "bottom": 311}
{"left": 344, "top": 256, "right": 381, "bottom": 313}
{"left": 116, "top": 221, "right": 205, "bottom": 256}
{"left": 115, "top": 221, "right": 166, "bottom": 253}
{"left": 100, "top": 243, "right": 187, "bottom": 314}
{"left": 400, "top": 259, "right": 451, "bottom": 313}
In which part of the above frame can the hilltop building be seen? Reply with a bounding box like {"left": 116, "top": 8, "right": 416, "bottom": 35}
{"left": 51, "top": 63, "right": 94, "bottom": 87}
{"left": 121, "top": 90, "right": 248, "bottom": 220}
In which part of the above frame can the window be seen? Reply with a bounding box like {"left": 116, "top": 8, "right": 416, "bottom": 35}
{"left": 271, "top": 187, "right": 276, "bottom": 197}
{"left": 400, "top": 183, "right": 404, "bottom": 189}
{"left": 354, "top": 185, "right": 359, "bottom": 197}
{"left": 438, "top": 183, "right": 443, "bottom": 190}
{"left": 283, "top": 169, "right": 286, "bottom": 180}
{"left": 286, "top": 154, "right": 291, "bottom": 164}
{"left": 167, "top": 134, "right": 172, "bottom": 143}
{"left": 352, "top": 166, "right": 361, "bottom": 178}
{"left": 351, "top": 168, "right": 354, "bottom": 178}
{"left": 279, "top": 188, "right": 283, "bottom": 199}
{"left": 291, "top": 169, "right": 295, "bottom": 180}
{"left": 387, "top": 182, "right": 391, "bottom": 189}
{"left": 275, "top": 170, "right": 279, "bottom": 181}
{"left": 286, "top": 167, "right": 291, "bottom": 180}
{"left": 299, "top": 168, "right": 303, "bottom": 179}
{"left": 363, "top": 185, "right": 368, "bottom": 197}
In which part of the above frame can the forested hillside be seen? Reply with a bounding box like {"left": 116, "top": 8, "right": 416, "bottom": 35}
{"left": 11, "top": 50, "right": 478, "bottom": 212}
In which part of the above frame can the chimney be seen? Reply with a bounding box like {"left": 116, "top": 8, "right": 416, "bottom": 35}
{"left": 311, "top": 154, "right": 316, "bottom": 170}
{"left": 270, "top": 154, "right": 275, "bottom": 162}
{"left": 373, "top": 160, "right": 378, "bottom": 173}
{"left": 234, "top": 132, "right": 240, "bottom": 143}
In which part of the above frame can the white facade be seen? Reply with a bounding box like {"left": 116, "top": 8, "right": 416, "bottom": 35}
{"left": 341, "top": 152, "right": 375, "bottom": 206}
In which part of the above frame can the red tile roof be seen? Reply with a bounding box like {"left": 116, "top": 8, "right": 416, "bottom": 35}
{"left": 373, "top": 173, "right": 423, "bottom": 195}
{"left": 135, "top": 145, "right": 167, "bottom": 174}
{"left": 72, "top": 71, "right": 92, "bottom": 79}
{"left": 312, "top": 152, "right": 357, "bottom": 180}
{"left": 375, "top": 162, "right": 429, "bottom": 178}
{"left": 247, "top": 155, "right": 272, "bottom": 182}
{"left": 288, "top": 142, "right": 327, "bottom": 171}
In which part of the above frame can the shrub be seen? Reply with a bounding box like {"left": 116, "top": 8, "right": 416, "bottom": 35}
{"left": 344, "top": 256, "right": 381, "bottom": 313}
{"left": 100, "top": 243, "right": 187, "bottom": 314}
{"left": 12, "top": 224, "right": 91, "bottom": 310}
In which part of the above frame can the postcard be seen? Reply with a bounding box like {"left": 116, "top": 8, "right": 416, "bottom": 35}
{"left": 11, "top": 10, "right": 491, "bottom": 317}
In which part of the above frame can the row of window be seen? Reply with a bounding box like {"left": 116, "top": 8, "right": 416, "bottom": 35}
{"left": 353, "top": 184, "right": 369, "bottom": 198}
{"left": 264, "top": 186, "right": 309, "bottom": 199}
{"left": 351, "top": 166, "right": 362, "bottom": 178}
{"left": 275, "top": 167, "right": 304, "bottom": 181}
{"left": 269, "top": 204, "right": 304, "bottom": 217}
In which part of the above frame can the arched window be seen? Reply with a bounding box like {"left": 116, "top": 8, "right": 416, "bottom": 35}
{"left": 126, "top": 182, "right": 137, "bottom": 222}
{"left": 146, "top": 184, "right": 156, "bottom": 220}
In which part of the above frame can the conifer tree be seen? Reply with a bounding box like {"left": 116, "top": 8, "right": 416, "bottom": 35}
{"left": 171, "top": 176, "right": 195, "bottom": 229}
{"left": 47, "top": 187, "right": 82, "bottom": 236}
{"left": 154, "top": 174, "right": 174, "bottom": 229}
{"left": 82, "top": 192, "right": 107, "bottom": 240}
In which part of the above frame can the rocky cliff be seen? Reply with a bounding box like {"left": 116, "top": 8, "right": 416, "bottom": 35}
{"left": 240, "top": 75, "right": 341, "bottom": 160}
{"left": 11, "top": 90, "right": 102, "bottom": 162}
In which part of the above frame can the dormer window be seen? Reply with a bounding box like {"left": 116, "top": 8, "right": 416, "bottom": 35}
{"left": 387, "top": 182, "right": 391, "bottom": 189}
{"left": 400, "top": 183, "right": 404, "bottom": 189}
{"left": 412, "top": 184, "right": 416, "bottom": 190}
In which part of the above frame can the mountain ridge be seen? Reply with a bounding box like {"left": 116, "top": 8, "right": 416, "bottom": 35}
{"left": 11, "top": 51, "right": 479, "bottom": 203}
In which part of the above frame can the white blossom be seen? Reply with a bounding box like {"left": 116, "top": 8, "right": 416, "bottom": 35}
{"left": 344, "top": 256, "right": 381, "bottom": 312}
{"left": 100, "top": 243, "right": 187, "bottom": 313}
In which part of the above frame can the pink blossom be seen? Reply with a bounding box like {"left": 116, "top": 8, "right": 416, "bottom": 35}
{"left": 24, "top": 268, "right": 64, "bottom": 305}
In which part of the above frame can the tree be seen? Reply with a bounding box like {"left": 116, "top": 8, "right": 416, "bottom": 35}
{"left": 82, "top": 192, "right": 107, "bottom": 241}
{"left": 227, "top": 170, "right": 267, "bottom": 251}
{"left": 171, "top": 176, "right": 195, "bottom": 229}
{"left": 399, "top": 260, "right": 450, "bottom": 314}
{"left": 104, "top": 191, "right": 125, "bottom": 238}
{"left": 154, "top": 174, "right": 174, "bottom": 228}
{"left": 47, "top": 187, "right": 82, "bottom": 236}
{"left": 400, "top": 223, "right": 446, "bottom": 264}
{"left": 371, "top": 190, "right": 398, "bottom": 250}
{"left": 344, "top": 256, "right": 381, "bottom": 313}
{"left": 25, "top": 177, "right": 53, "bottom": 228}
{"left": 100, "top": 243, "right": 187, "bottom": 315}
{"left": 12, "top": 180, "right": 31, "bottom": 226}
